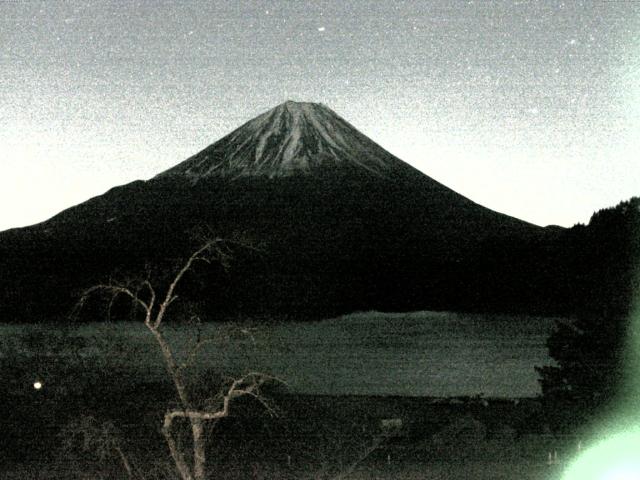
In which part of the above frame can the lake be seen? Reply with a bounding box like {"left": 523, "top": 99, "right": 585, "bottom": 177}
{"left": 0, "top": 311, "right": 558, "bottom": 398}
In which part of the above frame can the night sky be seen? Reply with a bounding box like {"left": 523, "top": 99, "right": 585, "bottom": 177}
{"left": 2, "top": 0, "right": 639, "bottom": 231}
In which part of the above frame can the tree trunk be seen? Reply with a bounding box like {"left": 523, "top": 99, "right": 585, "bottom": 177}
{"left": 153, "top": 323, "right": 199, "bottom": 480}
{"left": 192, "top": 418, "right": 207, "bottom": 480}
{"left": 163, "top": 414, "right": 195, "bottom": 480}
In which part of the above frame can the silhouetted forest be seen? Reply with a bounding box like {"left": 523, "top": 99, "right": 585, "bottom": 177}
{"left": 536, "top": 197, "right": 639, "bottom": 428}
{"left": 0, "top": 185, "right": 637, "bottom": 323}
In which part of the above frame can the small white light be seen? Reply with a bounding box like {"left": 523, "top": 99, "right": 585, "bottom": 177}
{"left": 318, "top": 26, "right": 325, "bottom": 32}
{"left": 33, "top": 381, "right": 42, "bottom": 390}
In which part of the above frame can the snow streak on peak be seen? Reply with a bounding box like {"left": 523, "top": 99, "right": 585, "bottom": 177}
{"left": 157, "top": 101, "right": 401, "bottom": 180}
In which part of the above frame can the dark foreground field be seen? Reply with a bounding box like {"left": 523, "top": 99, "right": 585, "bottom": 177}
{"left": 1, "top": 380, "right": 575, "bottom": 480}
{"left": 0, "top": 316, "right": 574, "bottom": 479}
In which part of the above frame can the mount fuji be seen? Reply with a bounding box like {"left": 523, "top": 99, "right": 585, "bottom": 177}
{"left": 0, "top": 101, "right": 559, "bottom": 322}
{"left": 158, "top": 101, "right": 397, "bottom": 179}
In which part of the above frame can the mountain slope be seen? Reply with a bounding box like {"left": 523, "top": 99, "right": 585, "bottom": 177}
{"left": 0, "top": 101, "right": 558, "bottom": 322}
{"left": 157, "top": 101, "right": 399, "bottom": 179}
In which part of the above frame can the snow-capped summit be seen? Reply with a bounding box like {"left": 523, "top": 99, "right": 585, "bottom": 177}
{"left": 157, "top": 101, "right": 399, "bottom": 180}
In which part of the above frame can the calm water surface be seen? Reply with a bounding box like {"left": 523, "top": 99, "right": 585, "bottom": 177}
{"left": 243, "top": 311, "right": 557, "bottom": 397}
{"left": 1, "top": 311, "right": 558, "bottom": 398}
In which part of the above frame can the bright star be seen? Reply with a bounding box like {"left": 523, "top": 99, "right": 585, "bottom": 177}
{"left": 33, "top": 381, "right": 42, "bottom": 390}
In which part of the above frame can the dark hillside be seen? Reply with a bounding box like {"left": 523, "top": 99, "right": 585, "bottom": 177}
{"left": 1, "top": 103, "right": 635, "bottom": 323}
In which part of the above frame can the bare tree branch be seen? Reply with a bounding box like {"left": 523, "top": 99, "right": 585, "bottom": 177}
{"left": 78, "top": 284, "right": 152, "bottom": 320}
{"left": 178, "top": 338, "right": 215, "bottom": 372}
{"left": 154, "top": 239, "right": 226, "bottom": 329}
{"left": 76, "top": 236, "right": 274, "bottom": 480}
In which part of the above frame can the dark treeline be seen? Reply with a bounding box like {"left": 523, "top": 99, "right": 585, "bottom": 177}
{"left": 536, "top": 197, "right": 639, "bottom": 429}
{"left": 0, "top": 168, "right": 636, "bottom": 324}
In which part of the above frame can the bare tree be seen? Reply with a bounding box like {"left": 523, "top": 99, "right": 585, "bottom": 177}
{"left": 77, "top": 238, "right": 277, "bottom": 480}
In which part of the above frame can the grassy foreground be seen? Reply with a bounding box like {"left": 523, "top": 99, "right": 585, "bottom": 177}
{"left": 1, "top": 387, "right": 576, "bottom": 480}
{"left": 0, "top": 318, "right": 567, "bottom": 479}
